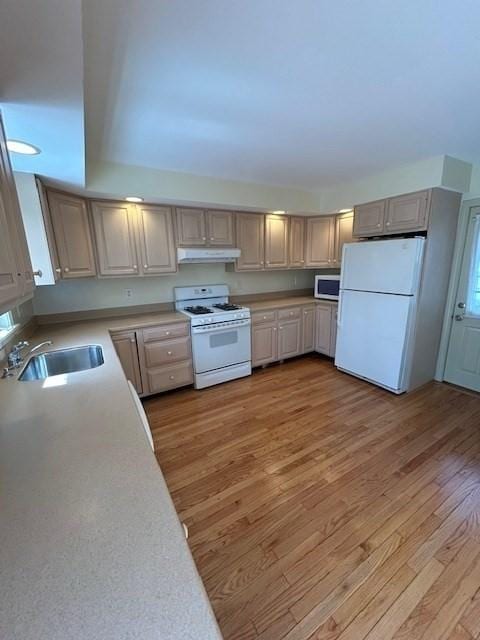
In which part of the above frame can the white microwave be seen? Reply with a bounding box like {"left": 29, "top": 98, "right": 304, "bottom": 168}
{"left": 314, "top": 275, "right": 340, "bottom": 300}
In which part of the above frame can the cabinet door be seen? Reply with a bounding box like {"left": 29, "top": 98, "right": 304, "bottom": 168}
{"left": 0, "top": 187, "right": 20, "bottom": 308}
{"left": 206, "top": 210, "right": 234, "bottom": 246}
{"left": 137, "top": 205, "right": 176, "bottom": 274}
{"left": 330, "top": 306, "right": 338, "bottom": 358}
{"left": 315, "top": 304, "right": 333, "bottom": 355}
{"left": 265, "top": 214, "right": 289, "bottom": 269}
{"left": 334, "top": 212, "right": 355, "bottom": 266}
{"left": 236, "top": 213, "right": 265, "bottom": 271}
{"left": 305, "top": 216, "right": 335, "bottom": 267}
{"left": 92, "top": 201, "right": 139, "bottom": 276}
{"left": 289, "top": 216, "right": 305, "bottom": 268}
{"left": 47, "top": 190, "right": 96, "bottom": 278}
{"left": 302, "top": 306, "right": 315, "bottom": 353}
{"left": 111, "top": 331, "right": 143, "bottom": 394}
{"left": 0, "top": 114, "right": 34, "bottom": 297}
{"left": 385, "top": 190, "right": 430, "bottom": 233}
{"left": 176, "top": 208, "right": 206, "bottom": 246}
{"left": 252, "top": 323, "right": 277, "bottom": 366}
{"left": 36, "top": 178, "right": 61, "bottom": 282}
{"left": 278, "top": 318, "right": 301, "bottom": 359}
{"left": 353, "top": 200, "right": 386, "bottom": 237}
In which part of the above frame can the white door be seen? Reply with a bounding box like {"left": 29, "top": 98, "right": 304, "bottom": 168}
{"left": 444, "top": 208, "right": 480, "bottom": 391}
{"left": 335, "top": 290, "right": 415, "bottom": 392}
{"left": 341, "top": 238, "right": 424, "bottom": 295}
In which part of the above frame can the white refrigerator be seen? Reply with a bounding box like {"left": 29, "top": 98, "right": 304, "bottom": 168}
{"left": 335, "top": 237, "right": 425, "bottom": 393}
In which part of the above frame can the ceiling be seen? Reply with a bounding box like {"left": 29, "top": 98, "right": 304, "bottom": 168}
{"left": 3, "top": 0, "right": 480, "bottom": 191}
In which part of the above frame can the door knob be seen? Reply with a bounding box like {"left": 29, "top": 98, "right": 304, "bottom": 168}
{"left": 33, "top": 269, "right": 43, "bottom": 277}
{"left": 458, "top": 302, "right": 466, "bottom": 309}
{"left": 455, "top": 315, "right": 464, "bottom": 321}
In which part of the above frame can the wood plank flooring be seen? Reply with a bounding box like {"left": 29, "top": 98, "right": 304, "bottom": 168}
{"left": 144, "top": 355, "right": 480, "bottom": 640}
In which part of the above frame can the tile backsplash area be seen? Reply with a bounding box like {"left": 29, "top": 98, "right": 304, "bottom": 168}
{"left": 33, "top": 264, "right": 317, "bottom": 315}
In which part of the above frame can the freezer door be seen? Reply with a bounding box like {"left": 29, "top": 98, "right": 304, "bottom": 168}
{"left": 341, "top": 238, "right": 425, "bottom": 295}
{"left": 335, "top": 290, "right": 415, "bottom": 392}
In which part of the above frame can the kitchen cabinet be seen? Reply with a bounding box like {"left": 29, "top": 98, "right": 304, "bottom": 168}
{"left": 206, "top": 210, "right": 234, "bottom": 246}
{"left": 330, "top": 306, "right": 338, "bottom": 357}
{"left": 91, "top": 201, "right": 139, "bottom": 277}
{"left": 334, "top": 212, "right": 355, "bottom": 265}
{"left": 278, "top": 318, "right": 301, "bottom": 359}
{"left": 353, "top": 190, "right": 431, "bottom": 238}
{"left": 111, "top": 330, "right": 143, "bottom": 394}
{"left": 36, "top": 178, "right": 61, "bottom": 282}
{"left": 289, "top": 216, "right": 305, "bottom": 268}
{"left": 176, "top": 208, "right": 234, "bottom": 246}
{"left": 265, "top": 214, "right": 289, "bottom": 269}
{"left": 0, "top": 184, "right": 20, "bottom": 310}
{"left": 252, "top": 322, "right": 278, "bottom": 366}
{"left": 315, "top": 303, "right": 335, "bottom": 357}
{"left": 47, "top": 190, "right": 96, "bottom": 278}
{"left": 0, "top": 114, "right": 34, "bottom": 299}
{"left": 353, "top": 200, "right": 386, "bottom": 237}
{"left": 385, "top": 191, "right": 430, "bottom": 233}
{"left": 302, "top": 305, "right": 315, "bottom": 353}
{"left": 305, "top": 216, "right": 335, "bottom": 267}
{"left": 236, "top": 213, "right": 265, "bottom": 271}
{"left": 136, "top": 204, "right": 176, "bottom": 274}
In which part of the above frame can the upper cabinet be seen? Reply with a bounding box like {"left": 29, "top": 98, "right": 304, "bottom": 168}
{"left": 289, "top": 216, "right": 305, "bottom": 268}
{"left": 176, "top": 208, "right": 234, "bottom": 246}
{"left": 0, "top": 186, "right": 20, "bottom": 309}
{"left": 334, "top": 212, "right": 355, "bottom": 266}
{"left": 236, "top": 213, "right": 265, "bottom": 271}
{"left": 136, "top": 205, "right": 176, "bottom": 275}
{"left": 353, "top": 190, "right": 431, "bottom": 238}
{"left": 305, "top": 216, "right": 335, "bottom": 267}
{"left": 91, "top": 201, "right": 139, "bottom": 277}
{"left": 47, "top": 190, "right": 96, "bottom": 278}
{"left": 265, "top": 214, "right": 288, "bottom": 269}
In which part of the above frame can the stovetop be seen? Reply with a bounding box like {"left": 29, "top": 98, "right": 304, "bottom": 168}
{"left": 184, "top": 305, "right": 215, "bottom": 315}
{"left": 174, "top": 284, "right": 251, "bottom": 325}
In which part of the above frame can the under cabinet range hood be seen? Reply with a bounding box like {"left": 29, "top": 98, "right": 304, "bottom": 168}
{"left": 177, "top": 247, "right": 241, "bottom": 263}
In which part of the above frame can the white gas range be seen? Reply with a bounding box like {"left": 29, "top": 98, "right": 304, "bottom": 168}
{"left": 174, "top": 284, "right": 252, "bottom": 389}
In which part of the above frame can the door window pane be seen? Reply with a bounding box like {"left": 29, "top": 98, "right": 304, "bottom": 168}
{"left": 467, "top": 214, "right": 480, "bottom": 317}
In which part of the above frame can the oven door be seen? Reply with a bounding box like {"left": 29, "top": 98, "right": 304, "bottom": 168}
{"left": 192, "top": 322, "right": 251, "bottom": 373}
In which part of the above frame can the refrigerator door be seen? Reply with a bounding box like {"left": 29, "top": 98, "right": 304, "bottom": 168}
{"left": 341, "top": 238, "right": 425, "bottom": 295}
{"left": 335, "top": 290, "right": 415, "bottom": 392}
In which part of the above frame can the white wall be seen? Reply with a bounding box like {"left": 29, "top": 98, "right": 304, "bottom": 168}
{"left": 33, "top": 265, "right": 315, "bottom": 315}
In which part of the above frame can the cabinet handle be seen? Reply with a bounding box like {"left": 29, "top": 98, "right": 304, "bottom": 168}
{"left": 165, "top": 331, "right": 170, "bottom": 335}
{"left": 130, "top": 338, "right": 135, "bottom": 343}
{"left": 55, "top": 267, "right": 62, "bottom": 273}
{"left": 202, "top": 236, "right": 206, "bottom": 240}
{"left": 169, "top": 375, "right": 175, "bottom": 380}
{"left": 377, "top": 224, "right": 381, "bottom": 228}
{"left": 64, "top": 267, "right": 70, "bottom": 272}
{"left": 260, "top": 261, "right": 264, "bottom": 265}
{"left": 273, "top": 327, "right": 277, "bottom": 331}
{"left": 301, "top": 260, "right": 305, "bottom": 263}
{"left": 386, "top": 222, "right": 391, "bottom": 226}
{"left": 133, "top": 264, "right": 137, "bottom": 269}
{"left": 263, "top": 316, "right": 267, "bottom": 320}
{"left": 210, "top": 237, "right": 214, "bottom": 241}
{"left": 144, "top": 264, "right": 148, "bottom": 269}
{"left": 167, "top": 351, "right": 173, "bottom": 356}
{"left": 33, "top": 269, "right": 43, "bottom": 277}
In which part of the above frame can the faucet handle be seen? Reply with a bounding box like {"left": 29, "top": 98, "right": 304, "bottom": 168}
{"left": 12, "top": 340, "right": 29, "bottom": 352}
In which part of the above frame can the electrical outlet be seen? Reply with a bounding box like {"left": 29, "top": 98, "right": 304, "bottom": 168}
{"left": 125, "top": 288, "right": 133, "bottom": 298}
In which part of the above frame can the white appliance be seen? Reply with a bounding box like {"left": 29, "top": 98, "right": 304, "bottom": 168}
{"left": 174, "top": 284, "right": 251, "bottom": 389}
{"left": 335, "top": 237, "right": 425, "bottom": 394}
{"left": 177, "top": 247, "right": 241, "bottom": 263}
{"left": 314, "top": 275, "right": 340, "bottom": 300}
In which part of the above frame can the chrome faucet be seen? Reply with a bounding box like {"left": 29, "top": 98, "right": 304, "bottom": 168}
{"left": 2, "top": 340, "right": 53, "bottom": 379}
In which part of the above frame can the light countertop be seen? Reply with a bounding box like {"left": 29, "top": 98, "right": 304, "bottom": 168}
{"left": 247, "top": 295, "right": 337, "bottom": 312}
{"left": 0, "top": 312, "right": 222, "bottom": 640}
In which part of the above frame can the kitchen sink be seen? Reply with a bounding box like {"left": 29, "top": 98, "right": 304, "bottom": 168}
{"left": 19, "top": 345, "right": 104, "bottom": 381}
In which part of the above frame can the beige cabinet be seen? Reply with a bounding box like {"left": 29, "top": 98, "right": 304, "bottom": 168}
{"left": 176, "top": 208, "right": 207, "bottom": 246}
{"left": 353, "top": 200, "right": 386, "bottom": 237}
{"left": 305, "top": 216, "right": 335, "bottom": 267}
{"left": 278, "top": 318, "right": 301, "bottom": 359}
{"left": 111, "top": 331, "right": 143, "bottom": 394}
{"left": 47, "top": 190, "right": 96, "bottom": 278}
{"left": 330, "top": 306, "right": 338, "bottom": 358}
{"left": 206, "top": 210, "right": 234, "bottom": 246}
{"left": 91, "top": 201, "right": 139, "bottom": 276}
{"left": 334, "top": 212, "right": 355, "bottom": 265}
{"left": 302, "top": 306, "right": 315, "bottom": 353}
{"left": 385, "top": 191, "right": 430, "bottom": 233}
{"left": 315, "top": 303, "right": 335, "bottom": 356}
{"left": 252, "top": 322, "right": 278, "bottom": 366}
{"left": 136, "top": 205, "right": 176, "bottom": 275}
{"left": 0, "top": 185, "right": 20, "bottom": 309}
{"left": 36, "top": 178, "right": 61, "bottom": 282}
{"left": 289, "top": 216, "right": 305, "bottom": 268}
{"left": 236, "top": 213, "right": 265, "bottom": 271}
{"left": 265, "top": 214, "right": 288, "bottom": 269}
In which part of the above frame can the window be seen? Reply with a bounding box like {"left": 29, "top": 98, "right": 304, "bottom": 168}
{"left": 467, "top": 214, "right": 480, "bottom": 317}
{"left": 0, "top": 311, "right": 14, "bottom": 336}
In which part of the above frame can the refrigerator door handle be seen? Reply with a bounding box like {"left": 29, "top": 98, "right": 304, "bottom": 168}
{"left": 337, "top": 294, "right": 343, "bottom": 329}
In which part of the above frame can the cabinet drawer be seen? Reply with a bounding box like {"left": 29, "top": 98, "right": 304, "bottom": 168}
{"left": 252, "top": 310, "right": 277, "bottom": 325}
{"left": 142, "top": 322, "right": 189, "bottom": 343}
{"left": 144, "top": 337, "right": 191, "bottom": 367}
{"left": 147, "top": 362, "right": 193, "bottom": 393}
{"left": 278, "top": 306, "right": 301, "bottom": 320}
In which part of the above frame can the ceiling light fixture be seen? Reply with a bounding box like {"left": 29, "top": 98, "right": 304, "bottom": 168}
{"left": 338, "top": 208, "right": 353, "bottom": 213}
{"left": 125, "top": 196, "right": 144, "bottom": 203}
{"left": 6, "top": 140, "right": 41, "bottom": 155}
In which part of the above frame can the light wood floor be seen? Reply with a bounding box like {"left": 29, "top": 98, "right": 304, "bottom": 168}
{"left": 144, "top": 355, "right": 480, "bottom": 640}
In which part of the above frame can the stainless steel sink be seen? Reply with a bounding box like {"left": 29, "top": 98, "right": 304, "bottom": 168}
{"left": 19, "top": 345, "right": 104, "bottom": 381}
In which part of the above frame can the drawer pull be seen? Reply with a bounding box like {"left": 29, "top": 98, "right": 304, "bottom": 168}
{"left": 167, "top": 351, "right": 173, "bottom": 356}
{"left": 165, "top": 331, "right": 170, "bottom": 335}
{"left": 263, "top": 315, "right": 267, "bottom": 320}
{"left": 169, "top": 375, "right": 175, "bottom": 380}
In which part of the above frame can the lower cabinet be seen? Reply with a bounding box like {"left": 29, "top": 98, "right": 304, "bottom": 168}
{"left": 302, "top": 306, "right": 315, "bottom": 353}
{"left": 111, "top": 321, "right": 193, "bottom": 396}
{"left": 252, "top": 322, "right": 278, "bottom": 366}
{"left": 315, "top": 302, "right": 337, "bottom": 357}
